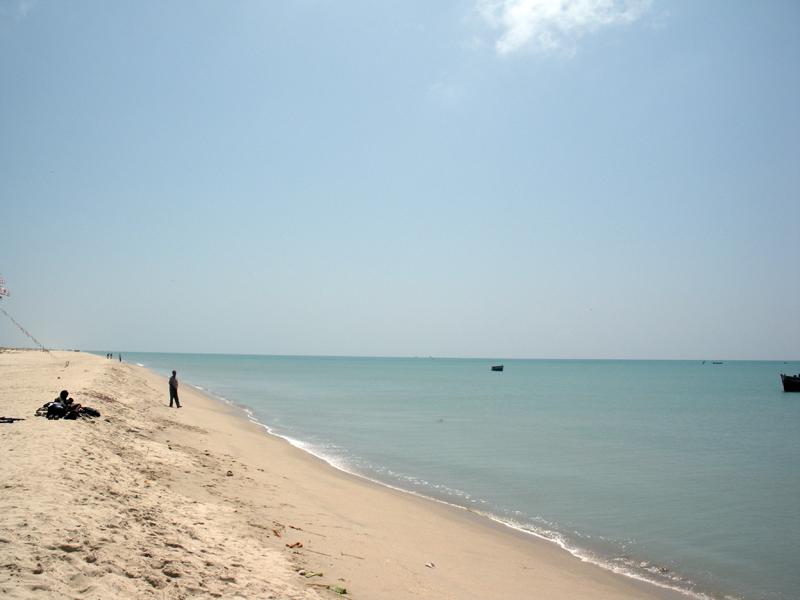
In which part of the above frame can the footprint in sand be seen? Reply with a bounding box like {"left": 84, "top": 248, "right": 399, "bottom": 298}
{"left": 144, "top": 575, "right": 165, "bottom": 589}
{"left": 162, "top": 566, "right": 181, "bottom": 578}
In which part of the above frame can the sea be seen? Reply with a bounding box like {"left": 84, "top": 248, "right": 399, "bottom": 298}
{"left": 103, "top": 353, "right": 800, "bottom": 600}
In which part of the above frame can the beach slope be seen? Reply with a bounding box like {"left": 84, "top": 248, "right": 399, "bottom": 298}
{"left": 0, "top": 351, "right": 681, "bottom": 599}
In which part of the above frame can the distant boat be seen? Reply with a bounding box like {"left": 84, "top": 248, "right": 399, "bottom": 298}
{"left": 712, "top": 361, "right": 724, "bottom": 365}
{"left": 780, "top": 374, "right": 800, "bottom": 392}
{"left": 491, "top": 365, "right": 504, "bottom": 372}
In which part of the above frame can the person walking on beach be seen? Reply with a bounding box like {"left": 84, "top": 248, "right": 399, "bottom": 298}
{"left": 169, "top": 370, "right": 181, "bottom": 408}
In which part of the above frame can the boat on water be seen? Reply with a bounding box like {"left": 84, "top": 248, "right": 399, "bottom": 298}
{"left": 780, "top": 374, "right": 800, "bottom": 392}
{"left": 491, "top": 365, "right": 504, "bottom": 372}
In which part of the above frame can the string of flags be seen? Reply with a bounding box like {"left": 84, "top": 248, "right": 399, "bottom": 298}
{"left": 0, "top": 274, "right": 50, "bottom": 353}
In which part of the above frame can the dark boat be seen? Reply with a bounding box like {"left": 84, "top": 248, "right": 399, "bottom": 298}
{"left": 491, "top": 365, "right": 504, "bottom": 372}
{"left": 780, "top": 374, "right": 800, "bottom": 392}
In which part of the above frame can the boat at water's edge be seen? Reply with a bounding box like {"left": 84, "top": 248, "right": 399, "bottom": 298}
{"left": 780, "top": 374, "right": 800, "bottom": 392}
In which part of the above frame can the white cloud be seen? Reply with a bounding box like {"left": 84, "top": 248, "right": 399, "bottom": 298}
{"left": 477, "top": 0, "right": 651, "bottom": 55}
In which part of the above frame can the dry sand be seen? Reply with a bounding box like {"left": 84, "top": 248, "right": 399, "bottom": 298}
{"left": 0, "top": 350, "right": 684, "bottom": 599}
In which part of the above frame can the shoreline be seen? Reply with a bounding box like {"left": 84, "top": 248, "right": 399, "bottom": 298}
{"left": 233, "top": 402, "right": 707, "bottom": 600}
{"left": 1, "top": 350, "right": 687, "bottom": 599}
{"left": 138, "top": 356, "right": 699, "bottom": 600}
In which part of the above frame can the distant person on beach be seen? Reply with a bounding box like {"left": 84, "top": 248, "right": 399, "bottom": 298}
{"left": 118, "top": 354, "right": 122, "bottom": 362}
{"left": 169, "top": 370, "right": 181, "bottom": 408}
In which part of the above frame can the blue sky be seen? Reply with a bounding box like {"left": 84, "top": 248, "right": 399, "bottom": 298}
{"left": 1, "top": 0, "right": 798, "bottom": 359}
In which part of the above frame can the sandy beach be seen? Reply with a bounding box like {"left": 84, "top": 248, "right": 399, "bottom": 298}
{"left": 0, "top": 350, "right": 684, "bottom": 599}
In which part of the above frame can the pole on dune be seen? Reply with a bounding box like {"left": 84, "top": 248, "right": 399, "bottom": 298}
{"left": 0, "top": 275, "right": 50, "bottom": 353}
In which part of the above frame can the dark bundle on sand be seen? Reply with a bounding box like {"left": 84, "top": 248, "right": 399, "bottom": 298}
{"left": 34, "top": 392, "right": 101, "bottom": 420}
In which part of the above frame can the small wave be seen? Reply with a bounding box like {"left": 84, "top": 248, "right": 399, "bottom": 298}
{"left": 239, "top": 408, "right": 730, "bottom": 600}
{"left": 470, "top": 513, "right": 731, "bottom": 600}
{"left": 136, "top": 363, "right": 145, "bottom": 367}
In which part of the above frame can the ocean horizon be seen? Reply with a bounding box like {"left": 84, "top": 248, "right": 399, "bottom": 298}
{"left": 98, "top": 352, "right": 800, "bottom": 600}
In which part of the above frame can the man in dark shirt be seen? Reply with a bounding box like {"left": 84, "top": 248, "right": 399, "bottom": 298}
{"left": 47, "top": 390, "right": 70, "bottom": 419}
{"left": 169, "top": 370, "right": 181, "bottom": 408}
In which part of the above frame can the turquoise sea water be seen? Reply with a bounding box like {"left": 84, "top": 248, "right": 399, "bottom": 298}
{"left": 106, "top": 353, "right": 800, "bottom": 600}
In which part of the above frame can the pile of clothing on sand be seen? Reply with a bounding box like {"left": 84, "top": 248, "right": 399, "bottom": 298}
{"left": 35, "top": 390, "right": 101, "bottom": 420}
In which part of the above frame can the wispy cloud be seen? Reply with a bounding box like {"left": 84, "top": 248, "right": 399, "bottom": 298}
{"left": 0, "top": 0, "right": 37, "bottom": 21}
{"left": 17, "top": 0, "right": 36, "bottom": 18}
{"left": 477, "top": 0, "right": 651, "bottom": 56}
{"left": 428, "top": 80, "right": 463, "bottom": 107}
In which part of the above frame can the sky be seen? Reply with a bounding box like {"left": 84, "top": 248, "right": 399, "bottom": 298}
{"left": 1, "top": 0, "right": 798, "bottom": 359}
